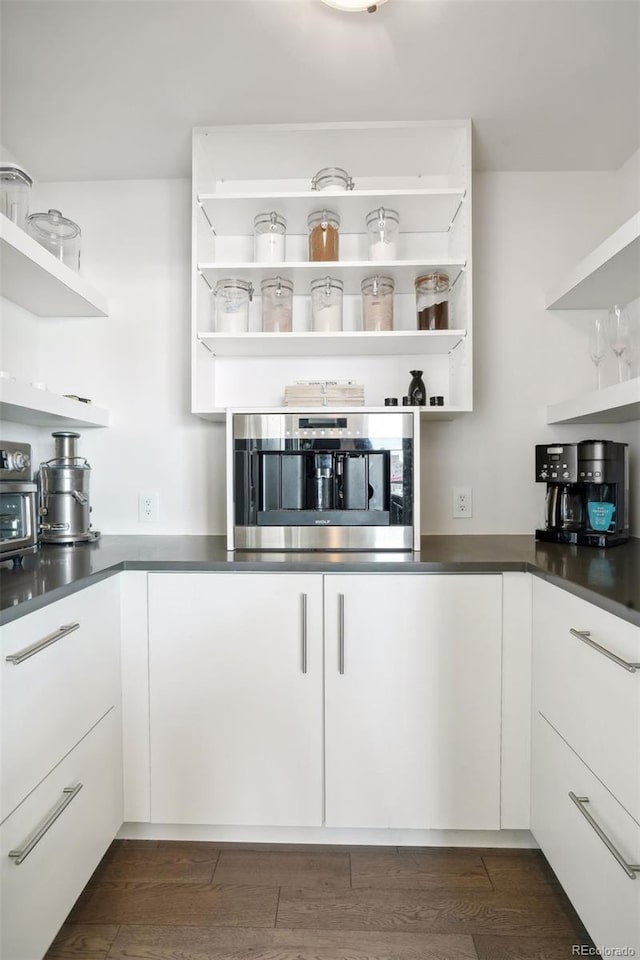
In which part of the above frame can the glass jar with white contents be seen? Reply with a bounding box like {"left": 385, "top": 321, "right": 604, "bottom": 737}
{"left": 310, "top": 277, "right": 343, "bottom": 332}
{"left": 213, "top": 279, "right": 253, "bottom": 333}
{"left": 311, "top": 167, "right": 354, "bottom": 192}
{"left": 361, "top": 275, "right": 394, "bottom": 331}
{"left": 366, "top": 207, "right": 400, "bottom": 261}
{"left": 254, "top": 211, "right": 286, "bottom": 262}
{"left": 261, "top": 277, "right": 293, "bottom": 332}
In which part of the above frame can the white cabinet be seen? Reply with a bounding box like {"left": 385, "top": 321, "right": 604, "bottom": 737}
{"left": 191, "top": 122, "right": 473, "bottom": 420}
{"left": 148, "top": 573, "right": 324, "bottom": 826}
{"left": 324, "top": 574, "right": 502, "bottom": 829}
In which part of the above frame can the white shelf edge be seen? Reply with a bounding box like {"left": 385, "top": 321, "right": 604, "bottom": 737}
{"left": 545, "top": 211, "right": 640, "bottom": 310}
{"left": 194, "top": 405, "right": 470, "bottom": 424}
{"left": 546, "top": 377, "right": 640, "bottom": 424}
{"left": 197, "top": 259, "right": 466, "bottom": 270}
{"left": 196, "top": 329, "right": 467, "bottom": 358}
{"left": 0, "top": 380, "right": 110, "bottom": 428}
{"left": 197, "top": 188, "right": 466, "bottom": 203}
{"left": 0, "top": 214, "right": 108, "bottom": 318}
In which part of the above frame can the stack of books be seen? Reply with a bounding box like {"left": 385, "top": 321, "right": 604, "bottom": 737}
{"left": 284, "top": 380, "right": 365, "bottom": 407}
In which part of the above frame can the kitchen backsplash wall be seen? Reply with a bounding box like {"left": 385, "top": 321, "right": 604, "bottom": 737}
{"left": 2, "top": 159, "right": 637, "bottom": 536}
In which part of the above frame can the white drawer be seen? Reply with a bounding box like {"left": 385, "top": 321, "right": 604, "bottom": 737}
{"left": 1, "top": 576, "right": 121, "bottom": 821}
{"left": 532, "top": 712, "right": 640, "bottom": 953}
{"left": 1, "top": 706, "right": 123, "bottom": 960}
{"left": 533, "top": 578, "right": 640, "bottom": 822}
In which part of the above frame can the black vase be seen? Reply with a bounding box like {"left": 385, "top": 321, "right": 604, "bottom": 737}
{"left": 408, "top": 370, "right": 426, "bottom": 406}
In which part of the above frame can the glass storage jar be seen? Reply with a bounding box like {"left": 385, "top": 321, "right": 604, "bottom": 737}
{"left": 213, "top": 278, "right": 253, "bottom": 333}
{"left": 310, "top": 277, "right": 343, "bottom": 332}
{"left": 25, "top": 208, "right": 81, "bottom": 270}
{"left": 366, "top": 207, "right": 400, "bottom": 261}
{"left": 254, "top": 211, "right": 286, "bottom": 262}
{"left": 261, "top": 277, "right": 293, "bottom": 332}
{"left": 415, "top": 272, "right": 450, "bottom": 329}
{"left": 0, "top": 164, "right": 32, "bottom": 227}
{"left": 308, "top": 209, "right": 340, "bottom": 261}
{"left": 311, "top": 167, "right": 354, "bottom": 191}
{"left": 361, "top": 275, "right": 394, "bottom": 331}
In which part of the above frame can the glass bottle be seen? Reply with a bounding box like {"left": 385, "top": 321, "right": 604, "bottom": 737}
{"left": 310, "top": 277, "right": 343, "bottom": 332}
{"left": 415, "top": 272, "right": 450, "bottom": 330}
{"left": 25, "top": 209, "right": 81, "bottom": 270}
{"left": 0, "top": 164, "right": 32, "bottom": 227}
{"left": 213, "top": 279, "right": 253, "bottom": 333}
{"left": 407, "top": 370, "right": 427, "bottom": 406}
{"left": 361, "top": 275, "right": 394, "bottom": 331}
{"left": 261, "top": 277, "right": 293, "bottom": 332}
{"left": 308, "top": 209, "right": 340, "bottom": 261}
{"left": 366, "top": 207, "right": 400, "bottom": 261}
{"left": 254, "top": 212, "right": 286, "bottom": 262}
{"left": 311, "top": 167, "right": 354, "bottom": 192}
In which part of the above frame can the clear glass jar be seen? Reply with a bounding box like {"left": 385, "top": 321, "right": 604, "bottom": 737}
{"left": 311, "top": 167, "right": 354, "bottom": 192}
{"left": 0, "top": 164, "right": 32, "bottom": 227}
{"left": 308, "top": 209, "right": 340, "bottom": 261}
{"left": 415, "top": 272, "right": 450, "bottom": 330}
{"left": 213, "top": 279, "right": 253, "bottom": 333}
{"left": 366, "top": 207, "right": 399, "bottom": 261}
{"left": 254, "top": 211, "right": 286, "bottom": 262}
{"left": 261, "top": 277, "right": 293, "bottom": 332}
{"left": 25, "top": 208, "right": 81, "bottom": 270}
{"left": 361, "top": 275, "right": 394, "bottom": 331}
{"left": 310, "top": 277, "right": 343, "bottom": 332}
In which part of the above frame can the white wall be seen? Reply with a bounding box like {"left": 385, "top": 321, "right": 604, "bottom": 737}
{"left": 1, "top": 160, "right": 638, "bottom": 537}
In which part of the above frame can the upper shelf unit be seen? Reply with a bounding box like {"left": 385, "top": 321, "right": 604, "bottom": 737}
{"left": 0, "top": 213, "right": 108, "bottom": 318}
{"left": 545, "top": 211, "right": 640, "bottom": 310}
{"left": 547, "top": 378, "right": 640, "bottom": 425}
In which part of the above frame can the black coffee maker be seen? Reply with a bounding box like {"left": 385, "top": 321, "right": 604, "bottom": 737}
{"left": 535, "top": 440, "right": 629, "bottom": 547}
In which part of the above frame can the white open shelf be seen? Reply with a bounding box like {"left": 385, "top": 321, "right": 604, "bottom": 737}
{"left": 0, "top": 380, "right": 110, "bottom": 428}
{"left": 195, "top": 405, "right": 470, "bottom": 424}
{"left": 198, "top": 329, "right": 467, "bottom": 359}
{"left": 546, "top": 377, "right": 640, "bottom": 425}
{"left": 198, "top": 189, "right": 466, "bottom": 237}
{"left": 198, "top": 260, "right": 466, "bottom": 296}
{"left": 545, "top": 211, "right": 640, "bottom": 310}
{"left": 0, "top": 214, "right": 108, "bottom": 318}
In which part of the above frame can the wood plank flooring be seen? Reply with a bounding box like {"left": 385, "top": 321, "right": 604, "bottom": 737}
{"left": 46, "top": 841, "right": 593, "bottom": 960}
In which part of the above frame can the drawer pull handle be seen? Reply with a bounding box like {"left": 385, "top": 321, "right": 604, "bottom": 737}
{"left": 8, "top": 783, "right": 83, "bottom": 866}
{"left": 569, "top": 792, "right": 640, "bottom": 880}
{"left": 5, "top": 622, "right": 80, "bottom": 665}
{"left": 301, "top": 593, "right": 308, "bottom": 674}
{"left": 338, "top": 593, "right": 345, "bottom": 675}
{"left": 569, "top": 629, "right": 640, "bottom": 674}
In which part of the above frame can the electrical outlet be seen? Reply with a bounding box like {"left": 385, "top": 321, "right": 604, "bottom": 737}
{"left": 138, "top": 492, "right": 159, "bottom": 522}
{"left": 452, "top": 486, "right": 473, "bottom": 519}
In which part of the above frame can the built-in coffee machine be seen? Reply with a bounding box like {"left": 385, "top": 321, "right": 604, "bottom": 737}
{"left": 535, "top": 440, "right": 629, "bottom": 547}
{"left": 228, "top": 410, "right": 419, "bottom": 551}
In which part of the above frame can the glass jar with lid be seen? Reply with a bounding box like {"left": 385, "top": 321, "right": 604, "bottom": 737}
{"left": 311, "top": 167, "right": 354, "bottom": 192}
{"left": 361, "top": 275, "right": 394, "bottom": 331}
{"left": 254, "top": 211, "right": 286, "bottom": 262}
{"left": 415, "top": 272, "right": 450, "bottom": 330}
{"left": 213, "top": 278, "right": 253, "bottom": 333}
{"left": 310, "top": 277, "right": 343, "bottom": 332}
{"left": 25, "top": 209, "right": 81, "bottom": 270}
{"left": 261, "top": 277, "right": 293, "bottom": 332}
{"left": 308, "top": 209, "right": 340, "bottom": 261}
{"left": 366, "top": 207, "right": 400, "bottom": 261}
{"left": 0, "top": 164, "right": 32, "bottom": 227}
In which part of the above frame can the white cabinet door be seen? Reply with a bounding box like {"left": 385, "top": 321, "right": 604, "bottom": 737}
{"left": 324, "top": 574, "right": 502, "bottom": 829}
{"left": 148, "top": 573, "right": 323, "bottom": 827}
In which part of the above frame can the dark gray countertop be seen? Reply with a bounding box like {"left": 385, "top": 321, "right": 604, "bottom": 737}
{"left": 1, "top": 534, "right": 638, "bottom": 626}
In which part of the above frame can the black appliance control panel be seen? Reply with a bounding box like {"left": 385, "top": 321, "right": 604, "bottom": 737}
{"left": 535, "top": 444, "right": 578, "bottom": 482}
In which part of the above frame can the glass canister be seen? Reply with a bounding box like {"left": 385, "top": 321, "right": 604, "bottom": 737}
{"left": 415, "top": 272, "right": 450, "bottom": 330}
{"left": 311, "top": 167, "right": 354, "bottom": 192}
{"left": 261, "top": 277, "right": 293, "bottom": 332}
{"left": 361, "top": 275, "right": 394, "bottom": 331}
{"left": 25, "top": 209, "right": 81, "bottom": 270}
{"left": 213, "top": 279, "right": 253, "bottom": 333}
{"left": 366, "top": 207, "right": 400, "bottom": 261}
{"left": 308, "top": 209, "right": 340, "bottom": 262}
{"left": 310, "top": 277, "right": 343, "bottom": 332}
{"left": 254, "top": 211, "right": 286, "bottom": 262}
{"left": 0, "top": 164, "right": 32, "bottom": 227}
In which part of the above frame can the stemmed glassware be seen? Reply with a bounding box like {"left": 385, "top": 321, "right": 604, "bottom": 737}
{"left": 607, "top": 304, "right": 632, "bottom": 383}
{"left": 589, "top": 316, "right": 607, "bottom": 389}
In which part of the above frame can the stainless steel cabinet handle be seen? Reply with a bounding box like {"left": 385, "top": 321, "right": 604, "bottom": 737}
{"left": 6, "top": 622, "right": 80, "bottom": 665}
{"left": 301, "top": 593, "right": 308, "bottom": 674}
{"left": 569, "top": 792, "right": 640, "bottom": 880}
{"left": 8, "top": 784, "right": 83, "bottom": 865}
{"left": 569, "top": 629, "right": 640, "bottom": 674}
{"left": 338, "top": 593, "right": 345, "bottom": 675}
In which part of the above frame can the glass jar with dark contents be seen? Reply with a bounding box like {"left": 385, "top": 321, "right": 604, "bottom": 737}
{"left": 415, "top": 272, "right": 449, "bottom": 330}
{"left": 308, "top": 209, "right": 340, "bottom": 261}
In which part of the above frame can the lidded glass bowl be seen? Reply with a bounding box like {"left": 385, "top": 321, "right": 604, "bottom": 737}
{"left": 25, "top": 208, "right": 81, "bottom": 271}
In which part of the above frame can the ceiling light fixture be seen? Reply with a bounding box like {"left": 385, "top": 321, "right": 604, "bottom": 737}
{"left": 321, "top": 0, "right": 388, "bottom": 12}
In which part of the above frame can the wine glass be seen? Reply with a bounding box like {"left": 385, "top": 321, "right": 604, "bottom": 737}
{"left": 589, "top": 316, "right": 607, "bottom": 389}
{"left": 607, "top": 304, "right": 631, "bottom": 383}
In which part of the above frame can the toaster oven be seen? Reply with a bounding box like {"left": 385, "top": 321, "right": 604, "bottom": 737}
{"left": 0, "top": 441, "right": 38, "bottom": 565}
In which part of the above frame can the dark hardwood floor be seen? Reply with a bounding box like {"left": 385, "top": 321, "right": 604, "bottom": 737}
{"left": 45, "top": 841, "right": 593, "bottom": 959}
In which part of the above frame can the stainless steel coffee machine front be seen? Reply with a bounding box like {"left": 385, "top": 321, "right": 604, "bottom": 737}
{"left": 228, "top": 409, "right": 420, "bottom": 551}
{"left": 39, "top": 431, "right": 99, "bottom": 544}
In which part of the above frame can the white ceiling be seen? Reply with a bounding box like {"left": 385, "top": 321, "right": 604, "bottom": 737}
{"left": 1, "top": 0, "right": 638, "bottom": 182}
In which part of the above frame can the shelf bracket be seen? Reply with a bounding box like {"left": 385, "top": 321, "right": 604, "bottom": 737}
{"left": 198, "top": 269, "right": 215, "bottom": 293}
{"left": 450, "top": 263, "right": 466, "bottom": 290}
{"left": 197, "top": 198, "right": 217, "bottom": 236}
{"left": 448, "top": 191, "right": 466, "bottom": 231}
